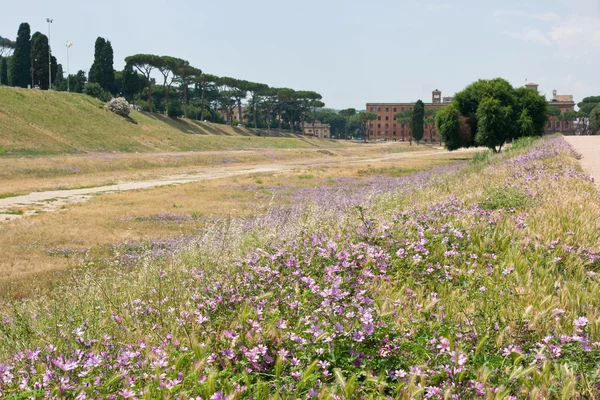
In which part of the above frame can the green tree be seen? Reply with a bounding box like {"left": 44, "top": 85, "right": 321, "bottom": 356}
{"left": 475, "top": 97, "right": 514, "bottom": 152}
{"left": 411, "top": 100, "right": 425, "bottom": 144}
{"left": 0, "top": 57, "right": 8, "bottom": 85}
{"left": 54, "top": 63, "right": 64, "bottom": 87}
{"left": 0, "top": 37, "right": 16, "bottom": 58}
{"left": 90, "top": 38, "right": 115, "bottom": 92}
{"left": 394, "top": 109, "right": 413, "bottom": 142}
{"left": 358, "top": 111, "right": 377, "bottom": 141}
{"left": 438, "top": 78, "right": 547, "bottom": 151}
{"left": 436, "top": 103, "right": 463, "bottom": 150}
{"left": 577, "top": 96, "right": 600, "bottom": 116}
{"left": 167, "top": 100, "right": 183, "bottom": 118}
{"left": 424, "top": 108, "right": 438, "bottom": 142}
{"left": 589, "top": 105, "right": 600, "bottom": 134}
{"left": 11, "top": 23, "right": 31, "bottom": 88}
{"left": 83, "top": 82, "right": 109, "bottom": 101}
{"left": 125, "top": 54, "right": 161, "bottom": 112}
{"left": 31, "top": 32, "right": 50, "bottom": 89}
{"left": 246, "top": 82, "right": 269, "bottom": 128}
{"left": 175, "top": 64, "right": 201, "bottom": 118}
{"left": 89, "top": 37, "right": 105, "bottom": 84}
{"left": 121, "top": 64, "right": 139, "bottom": 102}
{"left": 66, "top": 70, "right": 87, "bottom": 93}
{"left": 196, "top": 73, "right": 219, "bottom": 121}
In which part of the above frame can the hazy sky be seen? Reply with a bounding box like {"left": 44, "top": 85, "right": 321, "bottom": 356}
{"left": 2, "top": 0, "right": 599, "bottom": 109}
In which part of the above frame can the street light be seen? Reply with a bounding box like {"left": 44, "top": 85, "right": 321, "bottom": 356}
{"left": 46, "top": 18, "right": 53, "bottom": 90}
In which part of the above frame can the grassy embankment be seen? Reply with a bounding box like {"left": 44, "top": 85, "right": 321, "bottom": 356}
{"left": 1, "top": 136, "right": 599, "bottom": 398}
{"left": 0, "top": 86, "right": 346, "bottom": 156}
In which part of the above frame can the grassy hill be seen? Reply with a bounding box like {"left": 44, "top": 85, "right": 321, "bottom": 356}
{"left": 0, "top": 87, "right": 348, "bottom": 156}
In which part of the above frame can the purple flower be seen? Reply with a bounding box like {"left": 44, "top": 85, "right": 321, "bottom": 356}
{"left": 352, "top": 330, "right": 365, "bottom": 342}
{"left": 574, "top": 317, "right": 589, "bottom": 327}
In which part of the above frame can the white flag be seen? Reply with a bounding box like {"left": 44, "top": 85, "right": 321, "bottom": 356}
{"left": 66, "top": 41, "right": 73, "bottom": 48}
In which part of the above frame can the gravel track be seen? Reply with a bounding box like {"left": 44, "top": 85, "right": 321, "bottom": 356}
{"left": 564, "top": 136, "right": 600, "bottom": 187}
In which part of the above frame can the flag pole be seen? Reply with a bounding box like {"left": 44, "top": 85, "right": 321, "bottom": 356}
{"left": 66, "top": 41, "right": 71, "bottom": 92}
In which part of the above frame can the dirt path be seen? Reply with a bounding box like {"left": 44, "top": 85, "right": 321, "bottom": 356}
{"left": 0, "top": 147, "right": 478, "bottom": 221}
{"left": 564, "top": 136, "right": 600, "bottom": 187}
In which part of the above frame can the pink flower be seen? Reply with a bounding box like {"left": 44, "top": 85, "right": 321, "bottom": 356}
{"left": 574, "top": 317, "right": 589, "bottom": 327}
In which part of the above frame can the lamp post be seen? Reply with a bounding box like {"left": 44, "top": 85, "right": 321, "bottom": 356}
{"left": 46, "top": 18, "right": 53, "bottom": 90}
{"left": 66, "top": 41, "right": 72, "bottom": 92}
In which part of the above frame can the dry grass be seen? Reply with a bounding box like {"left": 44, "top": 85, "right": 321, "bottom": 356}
{"left": 0, "top": 150, "right": 465, "bottom": 298}
{"left": 0, "top": 143, "right": 439, "bottom": 197}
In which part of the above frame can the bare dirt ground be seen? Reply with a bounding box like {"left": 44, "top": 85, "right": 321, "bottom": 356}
{"left": 564, "top": 136, "right": 600, "bottom": 187}
{"left": 0, "top": 147, "right": 478, "bottom": 221}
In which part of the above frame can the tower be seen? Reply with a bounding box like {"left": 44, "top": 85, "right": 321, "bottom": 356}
{"left": 432, "top": 89, "right": 441, "bottom": 104}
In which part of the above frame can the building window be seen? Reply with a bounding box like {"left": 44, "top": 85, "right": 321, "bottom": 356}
{"left": 393, "top": 131, "right": 397, "bottom": 136}
{"left": 370, "top": 123, "right": 373, "bottom": 128}
{"left": 556, "top": 121, "right": 561, "bottom": 129}
{"left": 393, "top": 117, "right": 396, "bottom": 121}
{"left": 385, "top": 116, "right": 389, "bottom": 121}
{"left": 393, "top": 108, "right": 397, "bottom": 112}
{"left": 565, "top": 121, "right": 569, "bottom": 128}
{"left": 370, "top": 107, "right": 374, "bottom": 112}
{"left": 377, "top": 107, "right": 381, "bottom": 112}
{"left": 378, "top": 116, "right": 381, "bottom": 120}
{"left": 378, "top": 123, "right": 381, "bottom": 128}
{"left": 547, "top": 122, "right": 551, "bottom": 128}
{"left": 385, "top": 124, "right": 389, "bottom": 128}
{"left": 385, "top": 107, "right": 389, "bottom": 112}
{"left": 401, "top": 107, "right": 405, "bottom": 111}
{"left": 393, "top": 124, "right": 396, "bottom": 128}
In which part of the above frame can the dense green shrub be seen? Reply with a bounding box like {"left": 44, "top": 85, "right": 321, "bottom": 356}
{"left": 83, "top": 82, "right": 110, "bottom": 102}
{"left": 167, "top": 100, "right": 183, "bottom": 118}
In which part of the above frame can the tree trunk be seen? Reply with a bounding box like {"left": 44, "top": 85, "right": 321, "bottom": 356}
{"left": 237, "top": 99, "right": 243, "bottom": 125}
{"left": 253, "top": 104, "right": 258, "bottom": 129}
{"left": 148, "top": 82, "right": 153, "bottom": 113}
{"left": 201, "top": 82, "right": 206, "bottom": 121}
{"left": 278, "top": 111, "right": 283, "bottom": 131}
{"left": 183, "top": 81, "right": 188, "bottom": 119}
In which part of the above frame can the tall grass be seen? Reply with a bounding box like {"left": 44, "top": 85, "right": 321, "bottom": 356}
{"left": 0, "top": 136, "right": 599, "bottom": 398}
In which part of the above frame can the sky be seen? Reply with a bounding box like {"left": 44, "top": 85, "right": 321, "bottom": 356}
{"left": 1, "top": 0, "right": 599, "bottom": 109}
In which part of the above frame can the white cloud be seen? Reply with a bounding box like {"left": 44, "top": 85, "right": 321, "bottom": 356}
{"left": 493, "top": 9, "right": 526, "bottom": 18}
{"left": 427, "top": 3, "right": 452, "bottom": 12}
{"left": 535, "top": 12, "right": 560, "bottom": 22}
{"left": 509, "top": 28, "right": 552, "bottom": 46}
{"left": 549, "top": 16, "right": 600, "bottom": 58}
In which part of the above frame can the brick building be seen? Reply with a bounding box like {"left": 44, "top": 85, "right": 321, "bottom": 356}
{"left": 365, "top": 90, "right": 446, "bottom": 142}
{"left": 524, "top": 83, "right": 577, "bottom": 134}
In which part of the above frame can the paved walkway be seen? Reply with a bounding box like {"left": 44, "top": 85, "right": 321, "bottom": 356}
{"left": 564, "top": 136, "right": 600, "bottom": 187}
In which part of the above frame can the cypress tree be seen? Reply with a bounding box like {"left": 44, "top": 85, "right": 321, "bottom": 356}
{"left": 0, "top": 57, "right": 8, "bottom": 85}
{"left": 122, "top": 63, "right": 139, "bottom": 101}
{"left": 11, "top": 22, "right": 31, "bottom": 88}
{"left": 100, "top": 40, "right": 114, "bottom": 91}
{"left": 55, "top": 63, "right": 64, "bottom": 86}
{"left": 31, "top": 32, "right": 50, "bottom": 89}
{"left": 411, "top": 100, "right": 425, "bottom": 144}
{"left": 89, "top": 37, "right": 106, "bottom": 85}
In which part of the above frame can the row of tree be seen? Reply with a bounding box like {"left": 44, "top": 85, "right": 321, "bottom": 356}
{"left": 124, "top": 53, "right": 329, "bottom": 132}
{"left": 1, "top": 23, "right": 59, "bottom": 89}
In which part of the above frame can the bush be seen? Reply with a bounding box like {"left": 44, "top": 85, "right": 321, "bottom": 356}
{"left": 106, "top": 97, "right": 131, "bottom": 117}
{"left": 167, "top": 101, "right": 183, "bottom": 118}
{"left": 83, "top": 82, "right": 110, "bottom": 102}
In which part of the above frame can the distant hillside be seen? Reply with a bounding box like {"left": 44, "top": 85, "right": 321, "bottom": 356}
{"left": 0, "top": 87, "right": 346, "bottom": 156}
